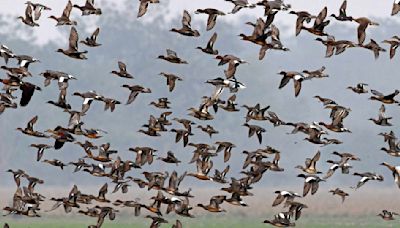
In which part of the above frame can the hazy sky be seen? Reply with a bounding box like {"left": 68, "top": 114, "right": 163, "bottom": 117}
{"left": 0, "top": 0, "right": 398, "bottom": 44}
{"left": 2, "top": 0, "right": 400, "bottom": 220}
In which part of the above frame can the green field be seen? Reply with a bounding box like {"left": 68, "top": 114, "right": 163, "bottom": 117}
{"left": 2, "top": 216, "right": 400, "bottom": 228}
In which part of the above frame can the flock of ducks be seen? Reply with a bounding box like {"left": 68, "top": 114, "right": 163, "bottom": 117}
{"left": 3, "top": 0, "right": 400, "bottom": 227}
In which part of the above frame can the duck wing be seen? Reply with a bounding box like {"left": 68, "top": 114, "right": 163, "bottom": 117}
{"left": 62, "top": 0, "right": 73, "bottom": 19}
{"left": 207, "top": 32, "right": 218, "bottom": 49}
{"left": 137, "top": 0, "right": 149, "bottom": 18}
{"left": 69, "top": 27, "right": 79, "bottom": 51}
{"left": 182, "top": 10, "right": 192, "bottom": 28}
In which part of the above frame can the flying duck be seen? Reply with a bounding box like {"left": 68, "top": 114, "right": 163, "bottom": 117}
{"left": 289, "top": 10, "right": 316, "bottom": 36}
{"left": 277, "top": 71, "right": 305, "bottom": 97}
{"left": 225, "top": 0, "right": 256, "bottom": 14}
{"left": 370, "top": 89, "right": 399, "bottom": 104}
{"left": 196, "top": 32, "right": 218, "bottom": 55}
{"left": 194, "top": 8, "right": 225, "bottom": 31}
{"left": 73, "top": 91, "right": 103, "bottom": 114}
{"left": 330, "top": 0, "right": 353, "bottom": 21}
{"left": 18, "top": 4, "right": 39, "bottom": 27}
{"left": 49, "top": 0, "right": 77, "bottom": 26}
{"left": 240, "top": 18, "right": 268, "bottom": 45}
{"left": 369, "top": 104, "right": 392, "bottom": 126}
{"left": 314, "top": 95, "right": 337, "bottom": 106}
{"left": 57, "top": 27, "right": 88, "bottom": 60}
{"left": 146, "top": 215, "right": 168, "bottom": 227}
{"left": 287, "top": 201, "right": 308, "bottom": 220}
{"left": 324, "top": 158, "right": 352, "bottom": 179}
{"left": 43, "top": 159, "right": 67, "bottom": 170}
{"left": 267, "top": 111, "right": 287, "bottom": 126}
{"left": 242, "top": 123, "right": 266, "bottom": 144}
{"left": 159, "top": 72, "right": 182, "bottom": 92}
{"left": 353, "top": 172, "right": 384, "bottom": 189}
{"left": 149, "top": 97, "right": 171, "bottom": 109}
{"left": 111, "top": 61, "right": 133, "bottom": 79}
{"left": 353, "top": 17, "right": 379, "bottom": 45}
{"left": 381, "top": 36, "right": 400, "bottom": 59}
{"left": 48, "top": 89, "right": 71, "bottom": 110}
{"left": 16, "top": 115, "right": 48, "bottom": 138}
{"left": 0, "top": 45, "right": 15, "bottom": 64}
{"left": 219, "top": 94, "right": 240, "bottom": 112}
{"left": 300, "top": 7, "right": 330, "bottom": 36}
{"left": 263, "top": 212, "right": 295, "bottom": 227}
{"left": 329, "top": 188, "right": 349, "bottom": 203}
{"left": 170, "top": 129, "right": 192, "bottom": 147}
{"left": 30, "top": 144, "right": 52, "bottom": 161}
{"left": 1, "top": 66, "right": 32, "bottom": 77}
{"left": 197, "top": 125, "right": 218, "bottom": 138}
{"left": 272, "top": 190, "right": 301, "bottom": 207}
{"left": 45, "top": 126, "right": 75, "bottom": 150}
{"left": 215, "top": 141, "right": 236, "bottom": 162}
{"left": 347, "top": 83, "right": 368, "bottom": 94}
{"left": 73, "top": 0, "right": 102, "bottom": 16}
{"left": 173, "top": 118, "right": 195, "bottom": 133}
{"left": 187, "top": 158, "right": 213, "bottom": 181}
{"left": 315, "top": 36, "right": 358, "bottom": 57}
{"left": 157, "top": 151, "right": 181, "bottom": 165}
{"left": 297, "top": 174, "right": 324, "bottom": 196}
{"left": 361, "top": 39, "right": 386, "bottom": 59}
{"left": 302, "top": 66, "right": 328, "bottom": 79}
{"left": 188, "top": 106, "right": 214, "bottom": 120}
{"left": 158, "top": 49, "right": 188, "bottom": 64}
{"left": 80, "top": 27, "right": 101, "bottom": 47}
{"left": 122, "top": 84, "right": 151, "bottom": 105}
{"left": 100, "top": 97, "right": 121, "bottom": 112}
{"left": 258, "top": 25, "right": 290, "bottom": 60}
{"left": 197, "top": 195, "right": 226, "bottom": 212}
{"left": 212, "top": 165, "right": 230, "bottom": 183}
{"left": 295, "top": 151, "right": 322, "bottom": 174}
{"left": 378, "top": 210, "right": 399, "bottom": 221}
{"left": 40, "top": 70, "right": 76, "bottom": 89}
{"left": 15, "top": 55, "right": 39, "bottom": 69}
{"left": 332, "top": 151, "right": 360, "bottom": 161}
{"left": 6, "top": 169, "right": 26, "bottom": 187}
{"left": 25, "top": 1, "right": 51, "bottom": 20}
{"left": 170, "top": 10, "right": 200, "bottom": 37}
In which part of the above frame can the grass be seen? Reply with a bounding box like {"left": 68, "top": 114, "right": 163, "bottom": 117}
{"left": 2, "top": 216, "right": 400, "bottom": 228}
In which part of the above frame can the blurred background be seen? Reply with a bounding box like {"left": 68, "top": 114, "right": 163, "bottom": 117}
{"left": 0, "top": 0, "right": 400, "bottom": 225}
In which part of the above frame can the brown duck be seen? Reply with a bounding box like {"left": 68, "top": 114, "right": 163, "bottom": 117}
{"left": 122, "top": 84, "right": 151, "bottom": 105}
{"left": 329, "top": 188, "right": 349, "bottom": 203}
{"left": 170, "top": 10, "right": 200, "bottom": 37}
{"left": 73, "top": 0, "right": 102, "bottom": 16}
{"left": 111, "top": 61, "right": 133, "bottom": 79}
{"left": 158, "top": 49, "right": 188, "bottom": 64}
{"left": 370, "top": 89, "right": 399, "bottom": 104}
{"left": 16, "top": 115, "right": 48, "bottom": 138}
{"left": 80, "top": 27, "right": 101, "bottom": 47}
{"left": 159, "top": 72, "right": 182, "bottom": 92}
{"left": 49, "top": 0, "right": 77, "bottom": 26}
{"left": 353, "top": 17, "right": 379, "bottom": 45}
{"left": 18, "top": 4, "right": 39, "bottom": 27}
{"left": 57, "top": 27, "right": 88, "bottom": 60}
{"left": 196, "top": 32, "right": 219, "bottom": 55}
{"left": 194, "top": 8, "right": 225, "bottom": 31}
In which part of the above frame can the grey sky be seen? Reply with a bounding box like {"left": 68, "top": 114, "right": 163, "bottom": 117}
{"left": 0, "top": 0, "right": 398, "bottom": 44}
